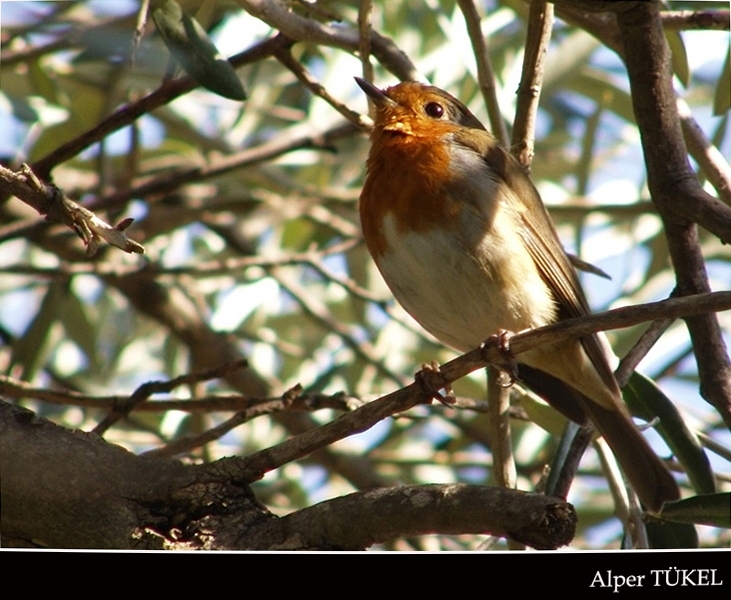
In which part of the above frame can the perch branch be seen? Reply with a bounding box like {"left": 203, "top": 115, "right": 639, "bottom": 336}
{"left": 230, "top": 291, "right": 731, "bottom": 482}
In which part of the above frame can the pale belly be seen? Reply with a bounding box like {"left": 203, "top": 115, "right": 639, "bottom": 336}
{"left": 374, "top": 213, "right": 557, "bottom": 353}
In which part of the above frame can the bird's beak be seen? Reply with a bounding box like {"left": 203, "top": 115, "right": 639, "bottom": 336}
{"left": 355, "top": 77, "right": 397, "bottom": 108}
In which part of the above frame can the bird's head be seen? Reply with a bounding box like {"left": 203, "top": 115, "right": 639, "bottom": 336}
{"left": 355, "top": 78, "right": 487, "bottom": 138}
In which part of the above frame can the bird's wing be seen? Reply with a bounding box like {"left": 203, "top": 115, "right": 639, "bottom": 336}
{"left": 485, "top": 142, "right": 620, "bottom": 396}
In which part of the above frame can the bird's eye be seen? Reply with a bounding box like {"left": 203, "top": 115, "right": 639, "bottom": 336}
{"left": 424, "top": 102, "right": 444, "bottom": 119}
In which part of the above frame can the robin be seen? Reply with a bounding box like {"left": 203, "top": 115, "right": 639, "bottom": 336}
{"left": 355, "top": 77, "right": 679, "bottom": 512}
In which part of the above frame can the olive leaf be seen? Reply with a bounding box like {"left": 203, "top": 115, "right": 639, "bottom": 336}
{"left": 152, "top": 0, "right": 246, "bottom": 101}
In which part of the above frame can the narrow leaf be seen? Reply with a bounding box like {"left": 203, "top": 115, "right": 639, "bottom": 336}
{"left": 666, "top": 30, "right": 690, "bottom": 88}
{"left": 624, "top": 371, "right": 716, "bottom": 495}
{"left": 660, "top": 493, "right": 731, "bottom": 528}
{"left": 152, "top": 0, "right": 246, "bottom": 101}
{"left": 713, "top": 49, "right": 730, "bottom": 116}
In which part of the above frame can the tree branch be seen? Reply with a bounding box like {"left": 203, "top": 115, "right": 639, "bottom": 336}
{"left": 512, "top": 0, "right": 554, "bottom": 169}
{"left": 0, "top": 164, "right": 144, "bottom": 256}
{"left": 30, "top": 34, "right": 294, "bottom": 179}
{"left": 0, "top": 397, "right": 574, "bottom": 550}
{"left": 661, "top": 10, "right": 730, "bottom": 31}
{"left": 548, "top": 0, "right": 731, "bottom": 215}
{"left": 253, "top": 484, "right": 575, "bottom": 550}
{"left": 3, "top": 291, "right": 728, "bottom": 548}
{"left": 92, "top": 360, "right": 250, "bottom": 435}
{"left": 456, "top": 0, "right": 510, "bottom": 146}
{"left": 90, "top": 120, "right": 359, "bottom": 213}
{"left": 230, "top": 292, "right": 731, "bottom": 483}
{"left": 615, "top": 1, "right": 731, "bottom": 428}
{"left": 236, "top": 0, "right": 419, "bottom": 80}
{"left": 274, "top": 46, "right": 372, "bottom": 129}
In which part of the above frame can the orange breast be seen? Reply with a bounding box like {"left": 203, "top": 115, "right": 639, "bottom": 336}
{"left": 360, "top": 130, "right": 462, "bottom": 258}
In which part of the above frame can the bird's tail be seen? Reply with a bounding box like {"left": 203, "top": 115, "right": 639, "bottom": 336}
{"left": 518, "top": 364, "right": 679, "bottom": 511}
{"left": 580, "top": 398, "right": 680, "bottom": 512}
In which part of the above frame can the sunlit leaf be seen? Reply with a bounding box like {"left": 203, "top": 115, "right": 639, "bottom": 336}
{"left": 666, "top": 29, "right": 690, "bottom": 88}
{"left": 713, "top": 49, "right": 730, "bottom": 116}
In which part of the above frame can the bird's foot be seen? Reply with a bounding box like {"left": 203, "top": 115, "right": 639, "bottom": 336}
{"left": 415, "top": 361, "right": 457, "bottom": 406}
{"left": 481, "top": 329, "right": 519, "bottom": 387}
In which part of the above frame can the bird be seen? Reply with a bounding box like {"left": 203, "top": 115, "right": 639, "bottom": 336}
{"left": 355, "top": 77, "right": 679, "bottom": 512}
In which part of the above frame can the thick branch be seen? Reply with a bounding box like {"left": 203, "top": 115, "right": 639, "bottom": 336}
{"left": 249, "top": 484, "right": 576, "bottom": 550}
{"left": 0, "top": 401, "right": 199, "bottom": 548}
{"left": 549, "top": 0, "right": 731, "bottom": 214}
{"left": 0, "top": 400, "right": 573, "bottom": 550}
{"left": 616, "top": 1, "right": 731, "bottom": 427}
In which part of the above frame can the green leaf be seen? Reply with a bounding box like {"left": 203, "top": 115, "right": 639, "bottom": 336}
{"left": 519, "top": 391, "right": 568, "bottom": 438}
{"left": 665, "top": 29, "right": 690, "bottom": 88}
{"left": 624, "top": 371, "right": 716, "bottom": 495}
{"left": 59, "top": 289, "right": 98, "bottom": 372}
{"left": 152, "top": 0, "right": 246, "bottom": 101}
{"left": 11, "top": 282, "right": 67, "bottom": 380}
{"left": 713, "top": 49, "right": 730, "bottom": 116}
{"left": 2, "top": 92, "right": 39, "bottom": 123}
{"left": 644, "top": 520, "right": 698, "bottom": 549}
{"left": 660, "top": 493, "right": 731, "bottom": 528}
{"left": 28, "top": 59, "right": 60, "bottom": 105}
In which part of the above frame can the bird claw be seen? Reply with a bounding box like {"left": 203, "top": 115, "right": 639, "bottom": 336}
{"left": 415, "top": 361, "right": 457, "bottom": 406}
{"left": 481, "top": 329, "right": 519, "bottom": 387}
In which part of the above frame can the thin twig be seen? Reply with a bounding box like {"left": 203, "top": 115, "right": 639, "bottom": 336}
{"left": 271, "top": 267, "right": 409, "bottom": 388}
{"left": 90, "top": 121, "right": 360, "bottom": 212}
{"left": 456, "top": 0, "right": 510, "bottom": 146}
{"left": 0, "top": 374, "right": 360, "bottom": 414}
{"left": 512, "top": 0, "right": 554, "bottom": 169}
{"left": 274, "top": 46, "right": 372, "bottom": 129}
{"left": 358, "top": 0, "right": 375, "bottom": 85}
{"left": 0, "top": 238, "right": 358, "bottom": 278}
{"left": 130, "top": 0, "right": 150, "bottom": 66}
{"left": 237, "top": 0, "right": 419, "bottom": 80}
{"left": 92, "top": 360, "right": 249, "bottom": 435}
{"left": 0, "top": 164, "right": 145, "bottom": 256}
{"left": 142, "top": 387, "right": 303, "bottom": 458}
{"left": 615, "top": 318, "right": 674, "bottom": 388}
{"left": 661, "top": 10, "right": 730, "bottom": 31}
{"left": 486, "top": 365, "right": 522, "bottom": 551}
{"left": 677, "top": 98, "right": 731, "bottom": 206}
{"left": 486, "top": 366, "right": 516, "bottom": 491}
